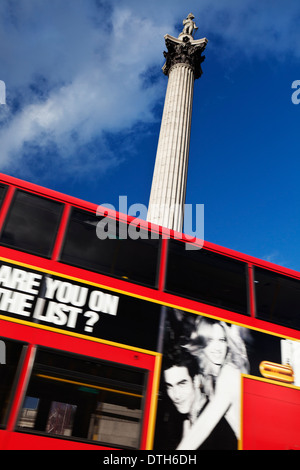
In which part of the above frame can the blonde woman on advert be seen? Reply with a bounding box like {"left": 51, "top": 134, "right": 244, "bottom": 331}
{"left": 176, "top": 317, "right": 249, "bottom": 450}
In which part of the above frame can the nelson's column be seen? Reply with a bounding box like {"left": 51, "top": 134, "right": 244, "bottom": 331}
{"left": 146, "top": 14, "right": 208, "bottom": 232}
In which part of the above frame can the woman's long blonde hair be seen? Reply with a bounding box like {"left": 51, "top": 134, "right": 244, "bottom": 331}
{"left": 185, "top": 317, "right": 249, "bottom": 397}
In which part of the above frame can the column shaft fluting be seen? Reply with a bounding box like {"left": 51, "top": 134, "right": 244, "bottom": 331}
{"left": 147, "top": 63, "right": 194, "bottom": 232}
{"left": 146, "top": 32, "right": 207, "bottom": 233}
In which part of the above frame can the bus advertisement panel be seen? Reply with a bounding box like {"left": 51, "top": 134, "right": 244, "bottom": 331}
{"left": 0, "top": 258, "right": 161, "bottom": 352}
{"left": 153, "top": 307, "right": 300, "bottom": 450}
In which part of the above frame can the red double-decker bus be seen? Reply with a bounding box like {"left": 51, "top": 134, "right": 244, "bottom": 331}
{"left": 0, "top": 173, "right": 299, "bottom": 450}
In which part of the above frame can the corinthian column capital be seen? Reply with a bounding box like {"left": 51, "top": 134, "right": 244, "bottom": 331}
{"left": 162, "top": 34, "right": 208, "bottom": 79}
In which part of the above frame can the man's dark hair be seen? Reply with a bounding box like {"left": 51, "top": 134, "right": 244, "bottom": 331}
{"left": 163, "top": 345, "right": 199, "bottom": 379}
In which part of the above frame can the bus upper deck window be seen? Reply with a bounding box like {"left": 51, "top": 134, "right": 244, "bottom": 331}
{"left": 165, "top": 239, "right": 249, "bottom": 315}
{"left": 0, "top": 190, "right": 64, "bottom": 258}
{"left": 0, "top": 184, "right": 8, "bottom": 211}
{"left": 254, "top": 267, "right": 300, "bottom": 330}
{"left": 60, "top": 208, "right": 160, "bottom": 287}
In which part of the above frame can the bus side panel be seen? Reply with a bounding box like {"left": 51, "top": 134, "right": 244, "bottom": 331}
{"left": 0, "top": 430, "right": 115, "bottom": 450}
{"left": 242, "top": 376, "right": 300, "bottom": 450}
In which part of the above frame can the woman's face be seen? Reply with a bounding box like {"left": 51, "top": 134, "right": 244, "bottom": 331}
{"left": 203, "top": 323, "right": 227, "bottom": 369}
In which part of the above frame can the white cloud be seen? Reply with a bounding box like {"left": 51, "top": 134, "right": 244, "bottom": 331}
{"left": 0, "top": 0, "right": 168, "bottom": 178}
{"left": 0, "top": 0, "right": 299, "bottom": 181}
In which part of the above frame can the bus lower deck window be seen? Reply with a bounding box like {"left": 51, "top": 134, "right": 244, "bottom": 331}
{"left": 17, "top": 348, "right": 147, "bottom": 449}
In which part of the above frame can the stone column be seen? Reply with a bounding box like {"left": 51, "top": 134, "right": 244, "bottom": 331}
{"left": 147, "top": 23, "right": 207, "bottom": 232}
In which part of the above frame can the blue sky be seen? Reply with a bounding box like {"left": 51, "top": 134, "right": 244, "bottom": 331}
{"left": 0, "top": 0, "right": 300, "bottom": 271}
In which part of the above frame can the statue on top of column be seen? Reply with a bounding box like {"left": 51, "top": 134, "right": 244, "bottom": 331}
{"left": 162, "top": 13, "right": 207, "bottom": 78}
{"left": 180, "top": 13, "right": 198, "bottom": 37}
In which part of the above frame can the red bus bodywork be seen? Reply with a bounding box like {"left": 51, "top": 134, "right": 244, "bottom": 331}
{"left": 0, "top": 173, "right": 299, "bottom": 450}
